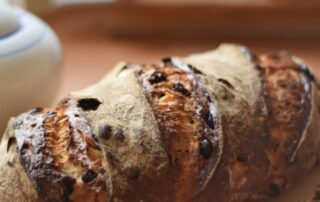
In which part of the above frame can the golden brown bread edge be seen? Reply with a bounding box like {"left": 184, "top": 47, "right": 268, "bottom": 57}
{"left": 0, "top": 43, "right": 319, "bottom": 202}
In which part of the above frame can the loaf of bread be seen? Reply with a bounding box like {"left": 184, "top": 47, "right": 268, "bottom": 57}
{"left": 0, "top": 44, "right": 319, "bottom": 202}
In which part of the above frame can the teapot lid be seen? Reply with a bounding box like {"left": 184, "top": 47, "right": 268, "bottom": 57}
{"left": 0, "top": 5, "right": 20, "bottom": 38}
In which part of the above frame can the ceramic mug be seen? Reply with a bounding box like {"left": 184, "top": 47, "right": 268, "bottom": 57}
{"left": 0, "top": 4, "right": 62, "bottom": 135}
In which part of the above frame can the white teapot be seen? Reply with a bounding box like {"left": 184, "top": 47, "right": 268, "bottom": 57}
{"left": 0, "top": 3, "right": 62, "bottom": 134}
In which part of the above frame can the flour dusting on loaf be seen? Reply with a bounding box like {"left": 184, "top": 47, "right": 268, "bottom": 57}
{"left": 0, "top": 44, "right": 319, "bottom": 202}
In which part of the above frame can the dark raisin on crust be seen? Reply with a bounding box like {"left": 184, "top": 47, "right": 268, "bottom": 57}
{"left": 125, "top": 166, "right": 140, "bottom": 181}
{"left": 77, "top": 98, "right": 102, "bottom": 111}
{"left": 82, "top": 170, "right": 98, "bottom": 183}
{"left": 99, "top": 124, "right": 113, "bottom": 140}
{"left": 172, "top": 83, "right": 191, "bottom": 96}
{"left": 199, "top": 139, "right": 213, "bottom": 159}
{"left": 149, "top": 71, "right": 167, "bottom": 84}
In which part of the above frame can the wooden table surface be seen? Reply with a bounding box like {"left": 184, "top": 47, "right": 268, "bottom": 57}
{"left": 45, "top": 9, "right": 320, "bottom": 103}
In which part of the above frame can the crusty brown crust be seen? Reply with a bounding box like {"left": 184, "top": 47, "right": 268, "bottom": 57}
{"left": 11, "top": 99, "right": 108, "bottom": 202}
{"left": 0, "top": 44, "right": 319, "bottom": 202}
{"left": 255, "top": 52, "right": 315, "bottom": 194}
{"left": 136, "top": 62, "right": 223, "bottom": 201}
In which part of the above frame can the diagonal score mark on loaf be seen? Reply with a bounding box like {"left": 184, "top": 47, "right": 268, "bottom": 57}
{"left": 255, "top": 52, "right": 313, "bottom": 163}
{"left": 181, "top": 44, "right": 274, "bottom": 202}
{"left": 254, "top": 52, "right": 320, "bottom": 197}
{"left": 11, "top": 100, "right": 108, "bottom": 202}
{"left": 135, "top": 58, "right": 223, "bottom": 202}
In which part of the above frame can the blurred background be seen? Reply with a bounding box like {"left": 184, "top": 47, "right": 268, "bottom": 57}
{"left": 8, "top": 0, "right": 320, "bottom": 100}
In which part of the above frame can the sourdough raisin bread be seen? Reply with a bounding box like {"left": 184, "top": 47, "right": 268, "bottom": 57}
{"left": 0, "top": 44, "right": 319, "bottom": 202}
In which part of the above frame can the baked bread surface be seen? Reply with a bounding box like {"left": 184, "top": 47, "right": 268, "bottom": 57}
{"left": 0, "top": 44, "right": 319, "bottom": 202}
